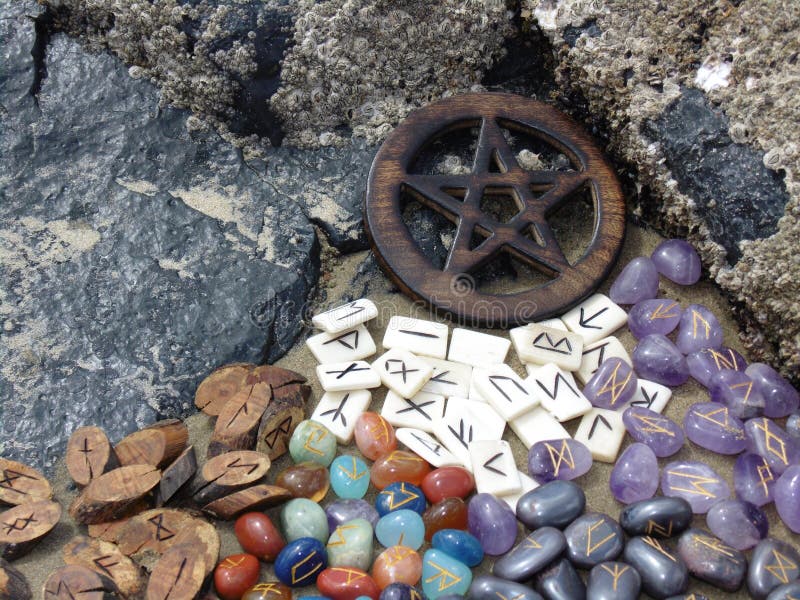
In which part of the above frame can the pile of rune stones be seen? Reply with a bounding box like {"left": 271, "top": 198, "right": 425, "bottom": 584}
{"left": 1, "top": 237, "right": 799, "bottom": 600}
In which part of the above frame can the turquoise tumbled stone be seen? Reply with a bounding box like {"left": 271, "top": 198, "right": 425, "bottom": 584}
{"left": 422, "top": 549, "right": 472, "bottom": 599}
{"left": 329, "top": 455, "right": 370, "bottom": 499}
{"left": 281, "top": 498, "right": 330, "bottom": 543}
{"left": 289, "top": 420, "right": 338, "bottom": 466}
{"left": 325, "top": 518, "right": 374, "bottom": 571}
{"left": 375, "top": 509, "right": 425, "bottom": 550}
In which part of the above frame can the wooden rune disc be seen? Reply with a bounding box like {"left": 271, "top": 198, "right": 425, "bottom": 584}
{"left": 365, "top": 93, "right": 625, "bottom": 326}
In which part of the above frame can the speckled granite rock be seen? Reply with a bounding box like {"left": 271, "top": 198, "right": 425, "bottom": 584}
{"left": 0, "top": 2, "right": 320, "bottom": 469}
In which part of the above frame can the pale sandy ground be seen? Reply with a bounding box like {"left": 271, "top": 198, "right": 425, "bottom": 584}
{"left": 12, "top": 224, "right": 799, "bottom": 598}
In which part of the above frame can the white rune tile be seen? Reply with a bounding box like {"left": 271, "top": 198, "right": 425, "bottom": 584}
{"left": 381, "top": 390, "right": 446, "bottom": 433}
{"left": 573, "top": 407, "right": 626, "bottom": 463}
{"left": 312, "top": 299, "right": 378, "bottom": 333}
{"left": 316, "top": 360, "right": 381, "bottom": 392}
{"left": 306, "top": 325, "right": 377, "bottom": 364}
{"left": 383, "top": 316, "right": 449, "bottom": 359}
{"left": 432, "top": 398, "right": 505, "bottom": 470}
{"left": 421, "top": 358, "right": 472, "bottom": 398}
{"left": 575, "top": 336, "right": 632, "bottom": 384}
{"left": 473, "top": 363, "right": 539, "bottom": 421}
{"left": 310, "top": 389, "right": 372, "bottom": 443}
{"left": 622, "top": 378, "right": 673, "bottom": 414}
{"left": 469, "top": 439, "right": 521, "bottom": 496}
{"left": 526, "top": 363, "right": 592, "bottom": 422}
{"left": 396, "top": 427, "right": 460, "bottom": 468}
{"left": 561, "top": 293, "right": 628, "bottom": 344}
{"left": 468, "top": 369, "right": 489, "bottom": 403}
{"left": 509, "top": 406, "right": 570, "bottom": 448}
{"left": 373, "top": 348, "right": 433, "bottom": 398}
{"left": 499, "top": 471, "right": 540, "bottom": 512}
{"left": 510, "top": 324, "right": 584, "bottom": 371}
{"left": 533, "top": 318, "right": 569, "bottom": 331}
{"left": 447, "top": 329, "right": 511, "bottom": 367}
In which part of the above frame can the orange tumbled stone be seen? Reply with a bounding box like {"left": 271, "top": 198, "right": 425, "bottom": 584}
{"left": 370, "top": 451, "right": 431, "bottom": 490}
{"left": 422, "top": 497, "right": 468, "bottom": 541}
{"left": 354, "top": 413, "right": 397, "bottom": 461}
{"left": 275, "top": 461, "right": 329, "bottom": 502}
{"left": 421, "top": 466, "right": 475, "bottom": 503}
{"left": 371, "top": 546, "right": 422, "bottom": 589}
{"left": 317, "top": 567, "right": 381, "bottom": 600}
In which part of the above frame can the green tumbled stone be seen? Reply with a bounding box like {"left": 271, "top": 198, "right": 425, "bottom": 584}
{"left": 289, "top": 420, "right": 338, "bottom": 466}
{"left": 325, "top": 518, "right": 374, "bottom": 571}
{"left": 281, "top": 498, "right": 330, "bottom": 543}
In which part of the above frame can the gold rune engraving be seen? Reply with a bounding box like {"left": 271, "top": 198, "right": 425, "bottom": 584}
{"left": 251, "top": 584, "right": 284, "bottom": 595}
{"left": 708, "top": 348, "right": 741, "bottom": 371}
{"left": 586, "top": 519, "right": 616, "bottom": 556}
{"left": 693, "top": 406, "right": 742, "bottom": 434}
{"left": 221, "top": 556, "right": 246, "bottom": 568}
{"left": 494, "top": 594, "right": 525, "bottom": 600}
{"left": 642, "top": 536, "right": 676, "bottom": 562}
{"left": 650, "top": 301, "right": 680, "bottom": 320}
{"left": 730, "top": 380, "right": 755, "bottom": 404}
{"left": 327, "top": 524, "right": 358, "bottom": 547}
{"left": 645, "top": 519, "right": 673, "bottom": 537}
{"left": 425, "top": 561, "right": 462, "bottom": 592}
{"left": 665, "top": 469, "right": 720, "bottom": 497}
{"left": 383, "top": 546, "right": 416, "bottom": 567}
{"left": 693, "top": 534, "right": 736, "bottom": 558}
{"left": 753, "top": 419, "right": 789, "bottom": 465}
{"left": 545, "top": 441, "right": 575, "bottom": 478}
{"left": 632, "top": 413, "right": 676, "bottom": 437}
{"left": 522, "top": 535, "right": 543, "bottom": 550}
{"left": 291, "top": 551, "right": 322, "bottom": 584}
{"left": 691, "top": 309, "right": 712, "bottom": 339}
{"left": 757, "top": 463, "right": 775, "bottom": 496}
{"left": 597, "top": 361, "right": 633, "bottom": 407}
{"left": 383, "top": 482, "right": 421, "bottom": 510}
{"left": 338, "top": 456, "right": 367, "bottom": 481}
{"left": 765, "top": 550, "right": 798, "bottom": 584}
{"left": 302, "top": 423, "right": 330, "bottom": 456}
{"left": 367, "top": 417, "right": 391, "bottom": 443}
{"left": 330, "top": 568, "right": 367, "bottom": 584}
{"left": 385, "top": 451, "right": 424, "bottom": 465}
{"left": 599, "top": 563, "right": 630, "bottom": 591}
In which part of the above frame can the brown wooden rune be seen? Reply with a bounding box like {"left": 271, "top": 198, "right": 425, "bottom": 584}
{"left": 365, "top": 93, "right": 625, "bottom": 327}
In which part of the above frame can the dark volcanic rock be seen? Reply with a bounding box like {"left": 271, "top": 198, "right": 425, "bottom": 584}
{"left": 0, "top": 3, "right": 319, "bottom": 469}
{"left": 647, "top": 89, "right": 789, "bottom": 262}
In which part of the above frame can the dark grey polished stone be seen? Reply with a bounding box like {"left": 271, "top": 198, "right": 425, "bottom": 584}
{"left": 492, "top": 527, "right": 566, "bottom": 582}
{"left": 469, "top": 576, "right": 543, "bottom": 600}
{"left": 535, "top": 558, "right": 585, "bottom": 600}
{"left": 516, "top": 480, "right": 585, "bottom": 530}
{"left": 748, "top": 538, "right": 800, "bottom": 600}
{"left": 619, "top": 496, "right": 693, "bottom": 538}
{"left": 564, "top": 513, "right": 624, "bottom": 569}
{"left": 623, "top": 536, "right": 689, "bottom": 599}
{"left": 676, "top": 528, "right": 746, "bottom": 592}
{"left": 767, "top": 582, "right": 800, "bottom": 600}
{"left": 586, "top": 561, "right": 641, "bottom": 600}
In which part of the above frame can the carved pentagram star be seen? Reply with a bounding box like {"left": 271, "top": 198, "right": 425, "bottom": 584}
{"left": 403, "top": 117, "right": 588, "bottom": 275}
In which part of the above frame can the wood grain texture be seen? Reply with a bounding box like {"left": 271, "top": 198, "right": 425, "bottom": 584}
{"left": 365, "top": 92, "right": 626, "bottom": 327}
{"left": 66, "top": 427, "right": 117, "bottom": 488}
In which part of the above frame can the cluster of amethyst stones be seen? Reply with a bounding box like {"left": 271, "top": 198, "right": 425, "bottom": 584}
{"left": 489, "top": 239, "right": 800, "bottom": 598}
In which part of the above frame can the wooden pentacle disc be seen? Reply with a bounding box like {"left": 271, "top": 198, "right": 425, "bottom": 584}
{"left": 43, "top": 565, "right": 118, "bottom": 600}
{"left": 69, "top": 465, "right": 161, "bottom": 525}
{"left": 155, "top": 446, "right": 197, "bottom": 507}
{"left": 0, "top": 557, "right": 31, "bottom": 600}
{"left": 365, "top": 92, "right": 626, "bottom": 326}
{"left": 115, "top": 509, "right": 197, "bottom": 560}
{"left": 208, "top": 382, "right": 272, "bottom": 458}
{"left": 191, "top": 451, "right": 271, "bottom": 505}
{"left": 255, "top": 383, "right": 308, "bottom": 460}
{"left": 145, "top": 544, "right": 205, "bottom": 600}
{"left": 0, "top": 458, "right": 52, "bottom": 506}
{"left": 195, "top": 363, "right": 254, "bottom": 416}
{"left": 66, "top": 427, "right": 117, "bottom": 488}
{"left": 114, "top": 420, "right": 188, "bottom": 469}
{"left": 201, "top": 484, "right": 291, "bottom": 520}
{"left": 63, "top": 536, "right": 145, "bottom": 598}
{"left": 0, "top": 499, "right": 61, "bottom": 560}
{"left": 171, "top": 520, "right": 219, "bottom": 576}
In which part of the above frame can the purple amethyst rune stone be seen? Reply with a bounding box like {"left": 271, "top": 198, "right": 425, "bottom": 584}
{"left": 623, "top": 406, "right": 684, "bottom": 457}
{"left": 528, "top": 438, "right": 592, "bottom": 482}
{"left": 467, "top": 493, "right": 518, "bottom": 556}
{"left": 683, "top": 402, "right": 747, "bottom": 455}
{"left": 627, "top": 298, "right": 682, "bottom": 339}
{"left": 661, "top": 460, "right": 730, "bottom": 513}
{"left": 744, "top": 417, "right": 800, "bottom": 475}
{"left": 706, "top": 499, "right": 769, "bottom": 550}
{"left": 709, "top": 370, "right": 765, "bottom": 419}
{"left": 775, "top": 464, "right": 800, "bottom": 534}
{"left": 651, "top": 239, "right": 702, "bottom": 285}
{"left": 686, "top": 346, "right": 747, "bottom": 387}
{"left": 583, "top": 358, "right": 637, "bottom": 410}
{"left": 325, "top": 498, "right": 379, "bottom": 531}
{"left": 733, "top": 453, "right": 776, "bottom": 507}
{"left": 676, "top": 304, "right": 723, "bottom": 355}
{"left": 609, "top": 257, "right": 660, "bottom": 305}
{"left": 632, "top": 334, "right": 689, "bottom": 387}
{"left": 610, "top": 442, "right": 659, "bottom": 504}
{"left": 745, "top": 362, "right": 800, "bottom": 419}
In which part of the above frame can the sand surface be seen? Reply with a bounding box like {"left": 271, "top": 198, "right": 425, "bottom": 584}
{"left": 10, "top": 224, "right": 798, "bottom": 599}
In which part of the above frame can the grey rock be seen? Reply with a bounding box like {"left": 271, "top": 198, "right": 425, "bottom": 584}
{"left": 535, "top": 558, "right": 586, "bottom": 600}
{"left": 647, "top": 89, "right": 789, "bottom": 262}
{"left": 469, "top": 576, "right": 543, "bottom": 600}
{"left": 619, "top": 496, "right": 693, "bottom": 538}
{"left": 676, "top": 528, "right": 746, "bottom": 592}
{"left": 767, "top": 582, "right": 800, "bottom": 600}
{"left": 492, "top": 527, "right": 566, "bottom": 582}
{"left": 623, "top": 536, "right": 689, "bottom": 599}
{"left": 0, "top": 4, "right": 319, "bottom": 469}
{"left": 587, "top": 561, "right": 641, "bottom": 600}
{"left": 564, "top": 513, "right": 624, "bottom": 569}
{"left": 516, "top": 480, "right": 586, "bottom": 530}
{"left": 748, "top": 538, "right": 800, "bottom": 600}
